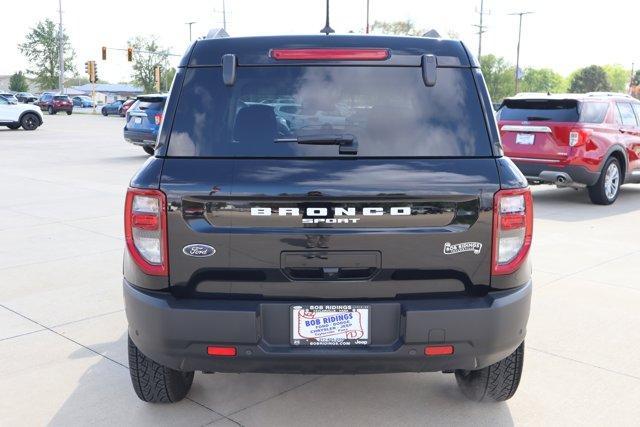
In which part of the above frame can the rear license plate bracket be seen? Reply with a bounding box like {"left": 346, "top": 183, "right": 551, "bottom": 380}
{"left": 291, "top": 304, "right": 370, "bottom": 346}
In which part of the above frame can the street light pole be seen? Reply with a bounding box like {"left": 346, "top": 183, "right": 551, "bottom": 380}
{"left": 509, "top": 11, "right": 533, "bottom": 94}
{"left": 366, "top": 0, "right": 370, "bottom": 34}
{"left": 58, "top": 0, "right": 64, "bottom": 94}
{"left": 185, "top": 21, "right": 196, "bottom": 42}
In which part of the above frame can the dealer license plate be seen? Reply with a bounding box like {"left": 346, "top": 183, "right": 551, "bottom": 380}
{"left": 291, "top": 304, "right": 370, "bottom": 347}
{"left": 134, "top": 117, "right": 142, "bottom": 124}
{"left": 516, "top": 133, "right": 535, "bottom": 145}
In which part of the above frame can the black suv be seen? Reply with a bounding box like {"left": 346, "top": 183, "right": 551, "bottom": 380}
{"left": 124, "top": 35, "right": 533, "bottom": 404}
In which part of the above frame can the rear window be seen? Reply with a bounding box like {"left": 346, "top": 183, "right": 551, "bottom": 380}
{"left": 54, "top": 95, "right": 70, "bottom": 101}
{"left": 498, "top": 99, "right": 579, "bottom": 122}
{"left": 136, "top": 96, "right": 166, "bottom": 111}
{"left": 498, "top": 99, "right": 609, "bottom": 124}
{"left": 167, "top": 67, "right": 492, "bottom": 157}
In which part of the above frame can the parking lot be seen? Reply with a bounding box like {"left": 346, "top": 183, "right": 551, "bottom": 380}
{"left": 1, "top": 114, "right": 640, "bottom": 426}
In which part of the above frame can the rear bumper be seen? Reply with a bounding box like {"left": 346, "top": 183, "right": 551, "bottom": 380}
{"left": 512, "top": 160, "right": 600, "bottom": 186}
{"left": 124, "top": 279, "right": 532, "bottom": 374}
{"left": 124, "top": 130, "right": 157, "bottom": 146}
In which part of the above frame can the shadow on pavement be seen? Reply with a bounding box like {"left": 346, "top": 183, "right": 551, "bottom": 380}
{"left": 532, "top": 184, "right": 640, "bottom": 222}
{"left": 50, "top": 332, "right": 514, "bottom": 426}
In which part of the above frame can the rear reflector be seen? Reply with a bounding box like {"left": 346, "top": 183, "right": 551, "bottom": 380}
{"left": 207, "top": 346, "right": 237, "bottom": 357}
{"left": 424, "top": 345, "right": 454, "bottom": 356}
{"left": 270, "top": 48, "right": 389, "bottom": 61}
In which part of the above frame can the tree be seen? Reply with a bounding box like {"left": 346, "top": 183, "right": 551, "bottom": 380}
{"left": 568, "top": 65, "right": 611, "bottom": 93}
{"left": 129, "top": 36, "right": 170, "bottom": 93}
{"left": 632, "top": 70, "right": 640, "bottom": 87}
{"left": 371, "top": 20, "right": 424, "bottom": 36}
{"left": 602, "top": 64, "right": 630, "bottom": 92}
{"left": 520, "top": 68, "right": 566, "bottom": 94}
{"left": 480, "top": 54, "right": 515, "bottom": 101}
{"left": 18, "top": 19, "right": 76, "bottom": 90}
{"left": 9, "top": 71, "right": 29, "bottom": 92}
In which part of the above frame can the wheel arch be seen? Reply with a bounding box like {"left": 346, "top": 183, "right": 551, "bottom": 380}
{"left": 601, "top": 145, "right": 628, "bottom": 184}
{"left": 18, "top": 110, "right": 43, "bottom": 125}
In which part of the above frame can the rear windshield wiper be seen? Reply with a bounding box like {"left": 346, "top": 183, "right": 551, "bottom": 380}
{"left": 275, "top": 134, "right": 358, "bottom": 155}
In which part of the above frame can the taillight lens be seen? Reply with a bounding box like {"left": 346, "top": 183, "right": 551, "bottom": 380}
{"left": 154, "top": 113, "right": 163, "bottom": 125}
{"left": 569, "top": 128, "right": 592, "bottom": 147}
{"left": 492, "top": 188, "right": 533, "bottom": 275}
{"left": 124, "top": 188, "right": 168, "bottom": 276}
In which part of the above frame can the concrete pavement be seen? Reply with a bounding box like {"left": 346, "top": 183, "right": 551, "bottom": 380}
{"left": 1, "top": 114, "right": 640, "bottom": 426}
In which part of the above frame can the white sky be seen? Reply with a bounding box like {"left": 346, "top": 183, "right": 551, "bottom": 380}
{"left": 1, "top": 0, "right": 638, "bottom": 84}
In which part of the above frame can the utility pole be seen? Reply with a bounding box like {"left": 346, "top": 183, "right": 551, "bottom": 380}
{"left": 57, "top": 0, "right": 64, "bottom": 94}
{"left": 510, "top": 11, "right": 533, "bottom": 94}
{"left": 630, "top": 62, "right": 636, "bottom": 95}
{"left": 185, "top": 21, "right": 196, "bottom": 42}
{"left": 366, "top": 0, "right": 370, "bottom": 34}
{"left": 473, "top": 0, "right": 488, "bottom": 59}
{"left": 222, "top": 0, "right": 227, "bottom": 31}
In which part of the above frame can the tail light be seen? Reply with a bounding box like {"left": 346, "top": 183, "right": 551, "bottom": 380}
{"left": 569, "top": 128, "right": 592, "bottom": 147}
{"left": 154, "top": 113, "right": 163, "bottom": 125}
{"left": 492, "top": 188, "right": 533, "bottom": 275}
{"left": 124, "top": 188, "right": 168, "bottom": 276}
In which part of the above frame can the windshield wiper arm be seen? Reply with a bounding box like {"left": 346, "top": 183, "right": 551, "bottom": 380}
{"left": 274, "top": 134, "right": 358, "bottom": 155}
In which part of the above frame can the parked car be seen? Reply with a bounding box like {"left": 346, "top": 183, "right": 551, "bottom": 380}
{"left": 123, "top": 35, "right": 532, "bottom": 404}
{"left": 119, "top": 99, "right": 136, "bottom": 117}
{"left": 72, "top": 95, "right": 96, "bottom": 108}
{"left": 497, "top": 93, "right": 640, "bottom": 204}
{"left": 15, "top": 92, "right": 38, "bottom": 103}
{"left": 36, "top": 93, "right": 73, "bottom": 115}
{"left": 123, "top": 94, "right": 167, "bottom": 154}
{"left": 101, "top": 100, "right": 124, "bottom": 116}
{"left": 0, "top": 95, "right": 43, "bottom": 130}
{"left": 0, "top": 92, "right": 18, "bottom": 104}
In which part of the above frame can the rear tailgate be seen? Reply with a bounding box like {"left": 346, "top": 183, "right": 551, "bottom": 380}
{"left": 162, "top": 158, "right": 498, "bottom": 299}
{"left": 499, "top": 98, "right": 578, "bottom": 161}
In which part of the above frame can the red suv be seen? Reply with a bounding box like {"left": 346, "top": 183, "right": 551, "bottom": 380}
{"left": 497, "top": 93, "right": 640, "bottom": 204}
{"left": 36, "top": 94, "right": 73, "bottom": 115}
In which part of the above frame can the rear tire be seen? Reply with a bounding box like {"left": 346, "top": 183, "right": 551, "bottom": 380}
{"left": 455, "top": 341, "right": 524, "bottom": 402}
{"left": 143, "top": 146, "right": 155, "bottom": 155}
{"left": 128, "top": 335, "right": 194, "bottom": 403}
{"left": 588, "top": 157, "right": 621, "bottom": 205}
{"left": 48, "top": 106, "right": 55, "bottom": 115}
{"left": 101, "top": 108, "right": 108, "bottom": 116}
{"left": 20, "top": 113, "right": 40, "bottom": 131}
{"left": 66, "top": 111, "right": 72, "bottom": 115}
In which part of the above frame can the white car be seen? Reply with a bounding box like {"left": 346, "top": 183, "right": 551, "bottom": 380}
{"left": 0, "top": 96, "right": 43, "bottom": 130}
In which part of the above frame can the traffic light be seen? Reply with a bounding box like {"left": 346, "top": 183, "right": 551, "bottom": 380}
{"left": 85, "top": 61, "right": 97, "bottom": 83}
{"left": 101, "top": 46, "right": 107, "bottom": 60}
{"left": 93, "top": 63, "right": 99, "bottom": 83}
{"left": 84, "top": 61, "right": 90, "bottom": 74}
{"left": 154, "top": 66, "right": 161, "bottom": 91}
{"left": 127, "top": 47, "right": 133, "bottom": 62}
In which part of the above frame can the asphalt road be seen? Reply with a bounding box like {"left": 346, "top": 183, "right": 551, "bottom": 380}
{"left": 1, "top": 114, "right": 640, "bottom": 426}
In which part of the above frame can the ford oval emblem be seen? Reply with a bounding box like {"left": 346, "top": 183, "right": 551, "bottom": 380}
{"left": 182, "top": 244, "right": 216, "bottom": 257}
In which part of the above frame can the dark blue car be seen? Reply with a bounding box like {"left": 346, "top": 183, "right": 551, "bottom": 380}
{"left": 101, "top": 99, "right": 124, "bottom": 116}
{"left": 123, "top": 94, "right": 167, "bottom": 155}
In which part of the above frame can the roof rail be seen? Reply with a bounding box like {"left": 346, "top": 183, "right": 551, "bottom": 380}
{"left": 585, "top": 92, "right": 633, "bottom": 98}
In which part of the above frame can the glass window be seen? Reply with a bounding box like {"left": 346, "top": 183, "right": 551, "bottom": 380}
{"left": 578, "top": 102, "right": 609, "bottom": 123}
{"left": 0, "top": 97, "right": 8, "bottom": 105}
{"left": 498, "top": 99, "right": 579, "bottom": 122}
{"left": 632, "top": 104, "right": 640, "bottom": 125}
{"left": 168, "top": 66, "right": 492, "bottom": 158}
{"left": 617, "top": 102, "right": 637, "bottom": 126}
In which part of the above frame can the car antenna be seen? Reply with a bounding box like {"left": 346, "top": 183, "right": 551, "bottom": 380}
{"left": 320, "top": 0, "right": 335, "bottom": 35}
